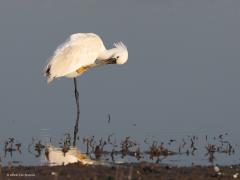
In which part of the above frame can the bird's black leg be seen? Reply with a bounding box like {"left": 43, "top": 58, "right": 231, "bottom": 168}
{"left": 73, "top": 77, "right": 80, "bottom": 147}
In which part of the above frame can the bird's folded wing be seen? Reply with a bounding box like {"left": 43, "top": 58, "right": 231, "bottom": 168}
{"left": 45, "top": 33, "right": 105, "bottom": 78}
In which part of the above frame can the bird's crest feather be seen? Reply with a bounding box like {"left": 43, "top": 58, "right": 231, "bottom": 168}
{"left": 114, "top": 41, "right": 127, "bottom": 51}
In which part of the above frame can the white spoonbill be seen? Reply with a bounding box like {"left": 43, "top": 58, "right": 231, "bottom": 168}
{"left": 44, "top": 33, "right": 128, "bottom": 146}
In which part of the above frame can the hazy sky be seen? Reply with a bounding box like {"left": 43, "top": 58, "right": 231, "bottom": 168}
{"left": 0, "top": 0, "right": 240, "bottom": 142}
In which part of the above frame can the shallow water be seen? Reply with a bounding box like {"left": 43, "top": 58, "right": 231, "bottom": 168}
{"left": 1, "top": 128, "right": 239, "bottom": 167}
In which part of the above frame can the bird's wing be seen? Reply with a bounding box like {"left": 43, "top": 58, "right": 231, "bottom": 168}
{"left": 45, "top": 33, "right": 105, "bottom": 81}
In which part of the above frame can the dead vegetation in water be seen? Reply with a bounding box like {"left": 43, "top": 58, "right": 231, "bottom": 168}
{"left": 145, "top": 141, "right": 177, "bottom": 163}
{"left": 4, "top": 138, "right": 21, "bottom": 157}
{"left": 83, "top": 135, "right": 142, "bottom": 161}
{"left": 59, "top": 133, "right": 72, "bottom": 155}
{"left": 205, "top": 140, "right": 235, "bottom": 164}
{"left": 0, "top": 132, "right": 238, "bottom": 166}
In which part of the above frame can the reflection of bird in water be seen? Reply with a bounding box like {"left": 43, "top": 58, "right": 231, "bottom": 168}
{"left": 45, "top": 146, "right": 94, "bottom": 166}
{"left": 44, "top": 33, "right": 128, "bottom": 146}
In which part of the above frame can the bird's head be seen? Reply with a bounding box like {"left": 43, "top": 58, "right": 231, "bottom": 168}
{"left": 112, "top": 42, "right": 128, "bottom": 65}
{"left": 98, "top": 41, "right": 128, "bottom": 65}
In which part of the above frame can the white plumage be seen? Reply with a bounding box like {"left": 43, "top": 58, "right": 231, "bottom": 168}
{"left": 44, "top": 33, "right": 128, "bottom": 83}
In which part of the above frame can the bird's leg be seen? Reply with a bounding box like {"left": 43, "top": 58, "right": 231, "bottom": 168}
{"left": 73, "top": 77, "right": 80, "bottom": 147}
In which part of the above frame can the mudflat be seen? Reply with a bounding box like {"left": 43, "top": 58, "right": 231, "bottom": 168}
{"left": 1, "top": 162, "right": 240, "bottom": 180}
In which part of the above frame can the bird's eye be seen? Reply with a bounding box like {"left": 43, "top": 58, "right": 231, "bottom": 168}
{"left": 116, "top": 56, "right": 120, "bottom": 59}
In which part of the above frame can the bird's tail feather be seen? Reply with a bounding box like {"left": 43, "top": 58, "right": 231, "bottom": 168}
{"left": 43, "top": 64, "right": 54, "bottom": 83}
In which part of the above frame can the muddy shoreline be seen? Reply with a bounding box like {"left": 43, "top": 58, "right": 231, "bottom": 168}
{"left": 1, "top": 162, "right": 240, "bottom": 180}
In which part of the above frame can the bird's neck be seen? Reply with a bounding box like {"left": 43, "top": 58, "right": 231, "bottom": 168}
{"left": 97, "top": 48, "right": 118, "bottom": 60}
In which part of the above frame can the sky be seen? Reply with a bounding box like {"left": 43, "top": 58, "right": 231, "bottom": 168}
{"left": 0, "top": 0, "right": 240, "bottom": 144}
